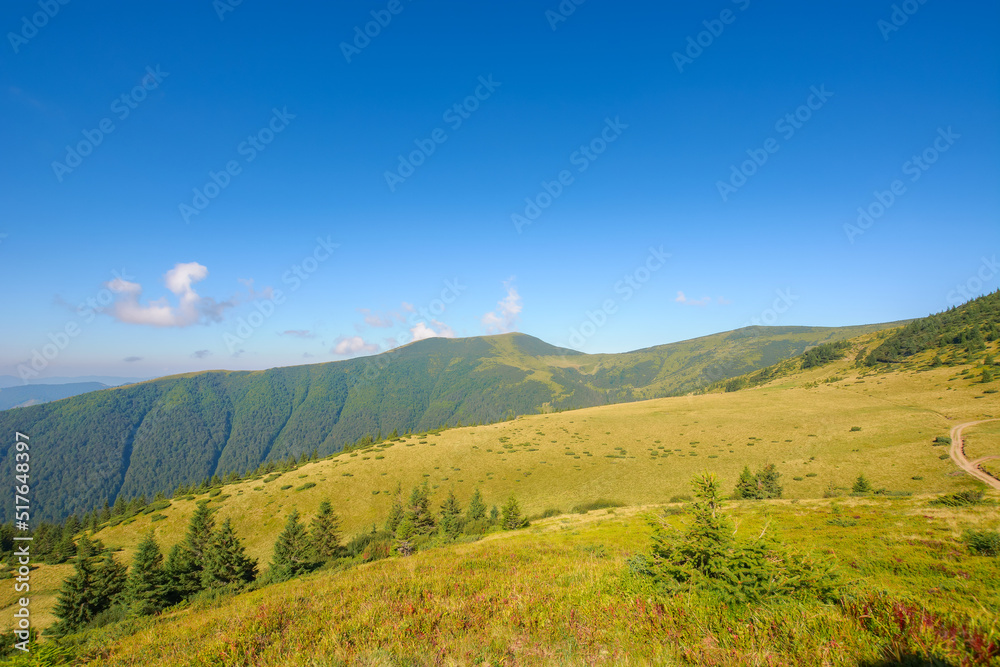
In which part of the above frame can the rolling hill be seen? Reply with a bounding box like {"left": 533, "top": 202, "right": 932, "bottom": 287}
{"left": 2, "top": 295, "right": 997, "bottom": 664}
{"left": 0, "top": 322, "right": 899, "bottom": 523}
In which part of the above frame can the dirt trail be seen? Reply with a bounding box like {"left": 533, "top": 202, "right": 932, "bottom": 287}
{"left": 949, "top": 419, "right": 1000, "bottom": 490}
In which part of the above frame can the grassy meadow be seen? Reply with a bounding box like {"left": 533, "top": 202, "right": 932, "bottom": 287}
{"left": 3, "top": 335, "right": 997, "bottom": 639}
{"left": 23, "top": 493, "right": 1000, "bottom": 666}
{"left": 1, "top": 332, "right": 997, "bottom": 664}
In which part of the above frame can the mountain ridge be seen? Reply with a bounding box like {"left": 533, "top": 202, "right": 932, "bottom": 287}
{"left": 0, "top": 322, "right": 905, "bottom": 522}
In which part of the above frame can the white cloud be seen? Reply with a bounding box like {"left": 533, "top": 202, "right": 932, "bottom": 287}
{"left": 279, "top": 329, "right": 316, "bottom": 339}
{"left": 357, "top": 307, "right": 397, "bottom": 328}
{"left": 675, "top": 291, "right": 711, "bottom": 307}
{"left": 410, "top": 320, "right": 455, "bottom": 341}
{"left": 332, "top": 336, "right": 379, "bottom": 356}
{"left": 105, "top": 262, "right": 235, "bottom": 327}
{"left": 481, "top": 279, "right": 522, "bottom": 333}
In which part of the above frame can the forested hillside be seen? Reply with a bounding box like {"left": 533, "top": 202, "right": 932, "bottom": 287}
{"left": 0, "top": 324, "right": 896, "bottom": 522}
{"left": 864, "top": 289, "right": 1000, "bottom": 365}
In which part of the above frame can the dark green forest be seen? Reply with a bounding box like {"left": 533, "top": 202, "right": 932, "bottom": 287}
{"left": 864, "top": 290, "right": 1000, "bottom": 366}
{"left": 0, "top": 326, "right": 901, "bottom": 522}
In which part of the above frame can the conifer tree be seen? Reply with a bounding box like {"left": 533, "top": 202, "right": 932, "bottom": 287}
{"left": 164, "top": 544, "right": 200, "bottom": 602}
{"left": 501, "top": 496, "right": 528, "bottom": 530}
{"left": 466, "top": 488, "right": 487, "bottom": 522}
{"left": 407, "top": 482, "right": 435, "bottom": 534}
{"left": 489, "top": 505, "right": 500, "bottom": 525}
{"left": 757, "top": 463, "right": 783, "bottom": 499}
{"left": 52, "top": 536, "right": 98, "bottom": 634}
{"left": 124, "top": 532, "right": 168, "bottom": 616}
{"left": 186, "top": 501, "right": 216, "bottom": 561}
{"left": 55, "top": 529, "right": 77, "bottom": 564}
{"left": 394, "top": 515, "right": 416, "bottom": 556}
{"left": 439, "top": 489, "right": 463, "bottom": 538}
{"left": 385, "top": 482, "right": 404, "bottom": 533}
{"left": 309, "top": 500, "right": 341, "bottom": 563}
{"left": 733, "top": 466, "right": 760, "bottom": 500}
{"left": 92, "top": 550, "right": 127, "bottom": 613}
{"left": 852, "top": 474, "right": 872, "bottom": 494}
{"left": 202, "top": 519, "right": 257, "bottom": 588}
{"left": 270, "top": 510, "right": 311, "bottom": 581}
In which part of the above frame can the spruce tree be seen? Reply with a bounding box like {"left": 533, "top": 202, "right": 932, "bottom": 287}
{"left": 501, "top": 496, "right": 527, "bottom": 530}
{"left": 309, "top": 500, "right": 341, "bottom": 563}
{"left": 488, "top": 505, "right": 500, "bottom": 525}
{"left": 202, "top": 519, "right": 257, "bottom": 588}
{"left": 385, "top": 483, "right": 404, "bottom": 533}
{"left": 124, "top": 532, "right": 168, "bottom": 616}
{"left": 733, "top": 466, "right": 759, "bottom": 500}
{"left": 92, "top": 550, "right": 127, "bottom": 613}
{"left": 466, "top": 488, "right": 487, "bottom": 522}
{"left": 52, "top": 536, "right": 98, "bottom": 634}
{"left": 55, "top": 529, "right": 77, "bottom": 564}
{"left": 407, "top": 482, "right": 435, "bottom": 534}
{"left": 270, "top": 510, "right": 311, "bottom": 581}
{"left": 164, "top": 543, "right": 200, "bottom": 603}
{"left": 757, "top": 463, "right": 783, "bottom": 499}
{"left": 394, "top": 515, "right": 416, "bottom": 556}
{"left": 439, "top": 489, "right": 463, "bottom": 538}
{"left": 852, "top": 474, "right": 872, "bottom": 494}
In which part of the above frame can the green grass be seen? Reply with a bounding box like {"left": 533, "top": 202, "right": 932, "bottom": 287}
{"left": 26, "top": 494, "right": 1000, "bottom": 666}
{"left": 4, "top": 337, "right": 997, "bottom": 645}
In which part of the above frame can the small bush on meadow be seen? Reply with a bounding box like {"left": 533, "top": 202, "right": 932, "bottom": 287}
{"left": 639, "top": 473, "right": 839, "bottom": 605}
{"left": 962, "top": 529, "right": 1000, "bottom": 556}
{"left": 570, "top": 499, "right": 625, "bottom": 514}
{"left": 852, "top": 475, "right": 872, "bottom": 494}
{"left": 931, "top": 489, "right": 985, "bottom": 507}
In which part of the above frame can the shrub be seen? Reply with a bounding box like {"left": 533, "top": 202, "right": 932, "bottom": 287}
{"left": 850, "top": 426, "right": 862, "bottom": 432}
{"left": 933, "top": 436, "right": 952, "bottom": 446}
{"left": 931, "top": 489, "right": 985, "bottom": 507}
{"left": 852, "top": 475, "right": 872, "bottom": 494}
{"left": 280, "top": 485, "right": 293, "bottom": 491}
{"left": 732, "top": 464, "right": 782, "bottom": 499}
{"left": 962, "top": 529, "right": 1000, "bottom": 556}
{"left": 827, "top": 518, "right": 858, "bottom": 527}
{"left": 640, "top": 473, "right": 839, "bottom": 604}
{"left": 570, "top": 499, "right": 625, "bottom": 514}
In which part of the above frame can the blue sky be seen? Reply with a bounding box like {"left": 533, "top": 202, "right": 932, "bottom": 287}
{"left": 1, "top": 0, "right": 998, "bottom": 380}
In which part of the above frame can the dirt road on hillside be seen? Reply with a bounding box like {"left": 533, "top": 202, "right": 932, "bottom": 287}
{"left": 949, "top": 419, "right": 1000, "bottom": 490}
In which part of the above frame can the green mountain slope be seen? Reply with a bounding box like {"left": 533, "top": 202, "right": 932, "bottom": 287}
{"left": 0, "top": 323, "right": 902, "bottom": 522}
